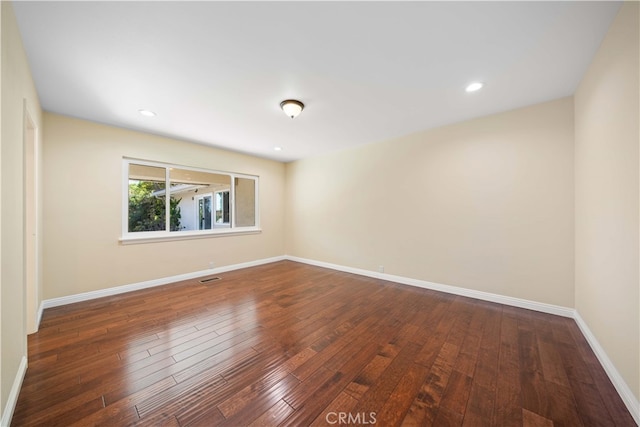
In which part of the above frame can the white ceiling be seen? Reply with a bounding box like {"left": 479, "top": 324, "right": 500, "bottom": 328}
{"left": 13, "top": 1, "right": 620, "bottom": 162}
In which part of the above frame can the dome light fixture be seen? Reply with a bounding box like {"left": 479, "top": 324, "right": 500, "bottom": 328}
{"left": 280, "top": 99, "right": 304, "bottom": 119}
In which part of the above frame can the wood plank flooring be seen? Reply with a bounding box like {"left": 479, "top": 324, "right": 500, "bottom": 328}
{"left": 12, "top": 261, "right": 635, "bottom": 426}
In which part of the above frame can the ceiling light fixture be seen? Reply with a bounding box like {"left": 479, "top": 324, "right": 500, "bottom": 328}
{"left": 274, "top": 146, "right": 283, "bottom": 151}
{"left": 465, "top": 82, "right": 484, "bottom": 93}
{"left": 280, "top": 99, "right": 304, "bottom": 119}
{"left": 138, "top": 109, "right": 157, "bottom": 117}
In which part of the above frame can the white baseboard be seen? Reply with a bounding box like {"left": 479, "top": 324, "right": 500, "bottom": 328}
{"left": 285, "top": 255, "right": 574, "bottom": 318}
{"left": 40, "top": 254, "right": 571, "bottom": 319}
{"left": 574, "top": 312, "right": 640, "bottom": 424}
{"left": 1, "top": 356, "right": 27, "bottom": 427}
{"left": 40, "top": 256, "right": 286, "bottom": 311}
{"left": 35, "top": 302, "right": 44, "bottom": 331}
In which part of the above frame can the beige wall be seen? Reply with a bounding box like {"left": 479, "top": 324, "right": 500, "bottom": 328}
{"left": 43, "top": 113, "right": 285, "bottom": 299}
{"left": 0, "top": 0, "right": 43, "bottom": 418}
{"left": 575, "top": 1, "right": 639, "bottom": 403}
{"left": 286, "top": 97, "right": 575, "bottom": 307}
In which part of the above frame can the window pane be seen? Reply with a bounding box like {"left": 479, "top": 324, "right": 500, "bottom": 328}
{"left": 198, "top": 196, "right": 212, "bottom": 230}
{"left": 169, "top": 168, "right": 231, "bottom": 231}
{"left": 235, "top": 177, "right": 256, "bottom": 227}
{"left": 128, "top": 164, "right": 166, "bottom": 232}
{"left": 215, "top": 191, "right": 230, "bottom": 224}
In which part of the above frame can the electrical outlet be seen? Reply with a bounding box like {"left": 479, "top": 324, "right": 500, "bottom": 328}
{"left": 378, "top": 265, "right": 384, "bottom": 273}
{"left": 208, "top": 261, "right": 215, "bottom": 269}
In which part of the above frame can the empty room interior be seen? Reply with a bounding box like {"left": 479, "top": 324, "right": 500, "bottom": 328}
{"left": 1, "top": 1, "right": 639, "bottom": 426}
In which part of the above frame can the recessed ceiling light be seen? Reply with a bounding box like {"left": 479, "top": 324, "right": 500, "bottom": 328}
{"left": 138, "top": 109, "right": 157, "bottom": 117}
{"left": 274, "top": 146, "right": 283, "bottom": 151}
{"left": 465, "top": 82, "right": 484, "bottom": 93}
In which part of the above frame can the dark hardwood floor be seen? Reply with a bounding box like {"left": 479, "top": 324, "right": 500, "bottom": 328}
{"left": 12, "top": 261, "right": 634, "bottom": 426}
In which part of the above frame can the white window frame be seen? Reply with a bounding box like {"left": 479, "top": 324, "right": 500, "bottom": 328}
{"left": 121, "top": 158, "right": 260, "bottom": 244}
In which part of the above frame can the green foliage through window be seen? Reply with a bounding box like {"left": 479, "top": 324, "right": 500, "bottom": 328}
{"left": 128, "top": 180, "right": 182, "bottom": 232}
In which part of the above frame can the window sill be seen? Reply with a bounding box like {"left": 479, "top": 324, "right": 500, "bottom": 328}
{"left": 119, "top": 227, "right": 262, "bottom": 245}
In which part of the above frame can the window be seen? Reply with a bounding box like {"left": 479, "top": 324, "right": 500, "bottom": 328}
{"left": 214, "top": 191, "right": 230, "bottom": 225}
{"left": 127, "top": 164, "right": 167, "bottom": 231}
{"left": 123, "top": 159, "right": 259, "bottom": 242}
{"left": 196, "top": 194, "right": 213, "bottom": 230}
